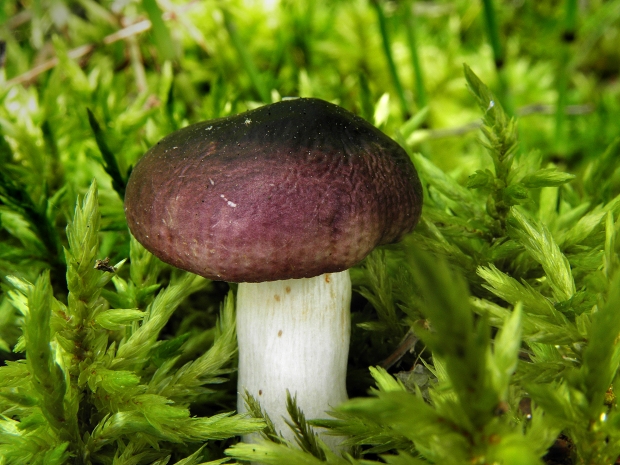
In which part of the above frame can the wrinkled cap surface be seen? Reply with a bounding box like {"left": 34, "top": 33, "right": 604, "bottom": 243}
{"left": 125, "top": 98, "right": 422, "bottom": 282}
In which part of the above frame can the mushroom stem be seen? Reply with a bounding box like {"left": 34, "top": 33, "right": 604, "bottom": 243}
{"left": 236, "top": 271, "right": 351, "bottom": 450}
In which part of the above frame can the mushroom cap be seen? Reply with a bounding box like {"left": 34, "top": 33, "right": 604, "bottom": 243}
{"left": 124, "top": 98, "right": 422, "bottom": 282}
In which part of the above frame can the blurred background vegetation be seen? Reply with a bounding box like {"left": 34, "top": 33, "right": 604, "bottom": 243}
{"left": 2, "top": 0, "right": 620, "bottom": 464}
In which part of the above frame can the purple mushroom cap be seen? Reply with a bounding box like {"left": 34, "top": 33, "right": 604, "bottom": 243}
{"left": 124, "top": 98, "right": 422, "bottom": 282}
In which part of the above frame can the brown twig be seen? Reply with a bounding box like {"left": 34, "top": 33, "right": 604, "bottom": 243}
{"left": 381, "top": 329, "right": 419, "bottom": 369}
{"left": 6, "top": 19, "right": 152, "bottom": 87}
{"left": 5, "top": 1, "right": 201, "bottom": 87}
{"left": 6, "top": 9, "right": 31, "bottom": 29}
{"left": 409, "top": 103, "right": 594, "bottom": 143}
{"left": 517, "top": 103, "right": 594, "bottom": 116}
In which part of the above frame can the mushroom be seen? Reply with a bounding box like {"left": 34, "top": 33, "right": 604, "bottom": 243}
{"left": 124, "top": 98, "right": 422, "bottom": 449}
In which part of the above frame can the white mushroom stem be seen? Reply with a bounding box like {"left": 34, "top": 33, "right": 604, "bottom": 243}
{"left": 236, "top": 271, "right": 351, "bottom": 450}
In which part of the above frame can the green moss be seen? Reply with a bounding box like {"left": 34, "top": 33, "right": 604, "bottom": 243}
{"left": 2, "top": 1, "right": 620, "bottom": 463}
